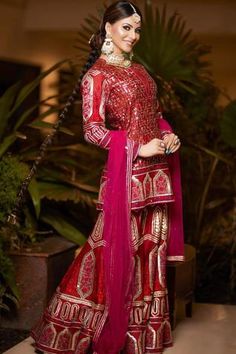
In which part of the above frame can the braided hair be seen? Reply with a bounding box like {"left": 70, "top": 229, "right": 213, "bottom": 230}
{"left": 7, "top": 1, "right": 142, "bottom": 224}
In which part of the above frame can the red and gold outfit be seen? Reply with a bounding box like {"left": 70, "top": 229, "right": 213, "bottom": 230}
{"left": 31, "top": 58, "right": 184, "bottom": 353}
{"left": 82, "top": 58, "right": 175, "bottom": 210}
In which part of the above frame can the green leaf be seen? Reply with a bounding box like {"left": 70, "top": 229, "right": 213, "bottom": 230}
{"left": 205, "top": 198, "right": 229, "bottom": 210}
{"left": 28, "top": 178, "right": 41, "bottom": 218}
{"left": 37, "top": 180, "right": 96, "bottom": 204}
{"left": 31, "top": 106, "right": 59, "bottom": 121}
{"left": 41, "top": 212, "right": 87, "bottom": 245}
{"left": 13, "top": 103, "right": 39, "bottom": 131}
{"left": 29, "top": 120, "right": 75, "bottom": 136}
{"left": 0, "top": 82, "right": 21, "bottom": 140}
{"left": 0, "top": 303, "right": 10, "bottom": 311}
{"left": 2, "top": 270, "right": 20, "bottom": 299}
{"left": 0, "top": 133, "right": 17, "bottom": 158}
{"left": 220, "top": 100, "right": 236, "bottom": 147}
{"left": 134, "top": 2, "right": 207, "bottom": 94}
{"left": 7, "top": 59, "right": 67, "bottom": 119}
{"left": 4, "top": 292, "right": 20, "bottom": 308}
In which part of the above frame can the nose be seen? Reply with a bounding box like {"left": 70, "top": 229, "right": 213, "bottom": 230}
{"left": 129, "top": 30, "right": 137, "bottom": 41}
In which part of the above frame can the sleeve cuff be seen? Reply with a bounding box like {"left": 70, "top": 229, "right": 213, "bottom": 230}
{"left": 161, "top": 130, "right": 172, "bottom": 138}
{"left": 132, "top": 142, "right": 141, "bottom": 161}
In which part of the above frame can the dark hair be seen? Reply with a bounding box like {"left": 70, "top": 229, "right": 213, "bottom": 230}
{"left": 8, "top": 1, "right": 142, "bottom": 222}
{"left": 89, "top": 1, "right": 142, "bottom": 54}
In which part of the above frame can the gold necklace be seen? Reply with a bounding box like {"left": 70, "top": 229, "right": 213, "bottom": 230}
{"left": 105, "top": 53, "right": 132, "bottom": 68}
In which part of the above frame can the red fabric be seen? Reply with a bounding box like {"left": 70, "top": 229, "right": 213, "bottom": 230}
{"left": 31, "top": 205, "right": 173, "bottom": 354}
{"left": 93, "top": 131, "right": 134, "bottom": 353}
{"left": 159, "top": 118, "right": 185, "bottom": 261}
{"left": 81, "top": 59, "right": 175, "bottom": 210}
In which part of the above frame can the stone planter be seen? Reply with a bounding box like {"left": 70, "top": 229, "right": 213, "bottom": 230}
{"left": 0, "top": 236, "right": 77, "bottom": 330}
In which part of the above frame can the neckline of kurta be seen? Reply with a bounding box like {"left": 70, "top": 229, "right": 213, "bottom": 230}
{"left": 96, "top": 57, "right": 135, "bottom": 70}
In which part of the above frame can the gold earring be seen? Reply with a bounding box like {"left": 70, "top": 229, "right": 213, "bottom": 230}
{"left": 101, "top": 33, "right": 114, "bottom": 55}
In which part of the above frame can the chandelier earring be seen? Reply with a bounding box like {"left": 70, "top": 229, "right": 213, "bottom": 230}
{"left": 101, "top": 33, "right": 114, "bottom": 55}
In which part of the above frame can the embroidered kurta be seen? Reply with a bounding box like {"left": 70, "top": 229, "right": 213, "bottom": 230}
{"left": 81, "top": 58, "right": 174, "bottom": 210}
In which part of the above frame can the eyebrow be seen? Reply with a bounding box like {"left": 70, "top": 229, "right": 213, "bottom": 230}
{"left": 123, "top": 22, "right": 141, "bottom": 29}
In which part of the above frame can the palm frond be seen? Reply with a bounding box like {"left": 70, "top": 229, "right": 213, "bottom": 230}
{"left": 135, "top": 2, "right": 209, "bottom": 95}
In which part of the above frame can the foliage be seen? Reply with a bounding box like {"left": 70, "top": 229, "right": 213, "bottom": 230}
{"left": 0, "top": 155, "right": 33, "bottom": 313}
{"left": 0, "top": 62, "right": 90, "bottom": 313}
{"left": 0, "top": 156, "right": 28, "bottom": 223}
{"left": 220, "top": 100, "right": 236, "bottom": 148}
{"left": 135, "top": 4, "right": 208, "bottom": 95}
{"left": 0, "top": 60, "right": 66, "bottom": 158}
{"left": 0, "top": 240, "right": 19, "bottom": 312}
{"left": 0, "top": 60, "right": 93, "bottom": 246}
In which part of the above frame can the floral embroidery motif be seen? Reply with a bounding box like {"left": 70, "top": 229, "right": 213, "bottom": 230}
{"left": 146, "top": 324, "right": 156, "bottom": 349}
{"left": 75, "top": 337, "right": 91, "bottom": 354}
{"left": 39, "top": 324, "right": 56, "bottom": 347}
{"left": 97, "top": 165, "right": 174, "bottom": 211}
{"left": 153, "top": 169, "right": 172, "bottom": 195}
{"left": 55, "top": 328, "right": 72, "bottom": 351}
{"left": 77, "top": 251, "right": 95, "bottom": 298}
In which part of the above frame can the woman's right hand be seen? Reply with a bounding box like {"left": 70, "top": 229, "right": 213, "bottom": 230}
{"left": 138, "top": 138, "right": 166, "bottom": 158}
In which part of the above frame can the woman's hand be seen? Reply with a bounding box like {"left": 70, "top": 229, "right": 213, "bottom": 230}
{"left": 163, "top": 133, "right": 181, "bottom": 154}
{"left": 138, "top": 134, "right": 181, "bottom": 158}
{"left": 138, "top": 138, "right": 166, "bottom": 158}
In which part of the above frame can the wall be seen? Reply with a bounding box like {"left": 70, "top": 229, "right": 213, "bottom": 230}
{"left": 0, "top": 0, "right": 235, "bottom": 111}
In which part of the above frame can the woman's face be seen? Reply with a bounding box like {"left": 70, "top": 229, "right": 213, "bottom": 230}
{"left": 105, "top": 15, "right": 141, "bottom": 54}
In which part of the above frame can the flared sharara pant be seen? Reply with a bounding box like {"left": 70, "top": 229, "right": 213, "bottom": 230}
{"left": 31, "top": 204, "right": 173, "bottom": 354}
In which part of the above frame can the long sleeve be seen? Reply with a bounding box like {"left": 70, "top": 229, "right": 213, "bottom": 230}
{"left": 156, "top": 101, "right": 173, "bottom": 137}
{"left": 81, "top": 70, "right": 111, "bottom": 149}
{"left": 81, "top": 69, "right": 141, "bottom": 159}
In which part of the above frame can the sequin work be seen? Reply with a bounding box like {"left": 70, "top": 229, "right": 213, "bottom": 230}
{"left": 81, "top": 58, "right": 175, "bottom": 209}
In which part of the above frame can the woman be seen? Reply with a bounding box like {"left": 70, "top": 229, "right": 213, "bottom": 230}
{"left": 31, "top": 1, "right": 184, "bottom": 353}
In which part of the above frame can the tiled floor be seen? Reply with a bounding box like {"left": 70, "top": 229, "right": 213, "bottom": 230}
{"left": 3, "top": 303, "right": 236, "bottom": 354}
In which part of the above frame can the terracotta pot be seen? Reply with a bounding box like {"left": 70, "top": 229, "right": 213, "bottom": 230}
{"left": 0, "top": 236, "right": 77, "bottom": 330}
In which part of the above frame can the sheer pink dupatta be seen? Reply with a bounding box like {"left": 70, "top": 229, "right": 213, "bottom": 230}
{"left": 159, "top": 118, "right": 185, "bottom": 261}
{"left": 93, "top": 131, "right": 134, "bottom": 354}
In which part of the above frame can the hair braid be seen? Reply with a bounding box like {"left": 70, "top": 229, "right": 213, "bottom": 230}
{"left": 7, "top": 48, "right": 99, "bottom": 225}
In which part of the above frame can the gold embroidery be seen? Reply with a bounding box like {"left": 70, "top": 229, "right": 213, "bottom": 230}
{"left": 146, "top": 324, "right": 156, "bottom": 349}
{"left": 167, "top": 255, "right": 185, "bottom": 261}
{"left": 152, "top": 206, "right": 161, "bottom": 238}
{"left": 39, "top": 323, "right": 57, "bottom": 347}
{"left": 143, "top": 173, "right": 153, "bottom": 199}
{"left": 149, "top": 246, "right": 157, "bottom": 291}
{"left": 151, "top": 297, "right": 161, "bottom": 316}
{"left": 131, "top": 213, "right": 139, "bottom": 248}
{"left": 60, "top": 302, "right": 71, "bottom": 320}
{"left": 133, "top": 255, "right": 142, "bottom": 300}
{"left": 58, "top": 290, "right": 104, "bottom": 310}
{"left": 126, "top": 332, "right": 139, "bottom": 353}
{"left": 157, "top": 242, "right": 167, "bottom": 288}
{"left": 77, "top": 251, "right": 95, "bottom": 298}
{"left": 71, "top": 331, "right": 80, "bottom": 350}
{"left": 153, "top": 169, "right": 173, "bottom": 195}
{"left": 55, "top": 328, "right": 72, "bottom": 351}
{"left": 76, "top": 337, "right": 91, "bottom": 354}
{"left": 90, "top": 212, "right": 104, "bottom": 242}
